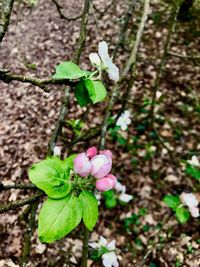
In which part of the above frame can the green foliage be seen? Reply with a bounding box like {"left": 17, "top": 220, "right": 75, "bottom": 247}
{"left": 85, "top": 79, "right": 107, "bottom": 104}
{"left": 175, "top": 206, "right": 190, "bottom": 224}
{"left": 75, "top": 79, "right": 91, "bottom": 107}
{"left": 29, "top": 157, "right": 72, "bottom": 199}
{"left": 163, "top": 195, "right": 181, "bottom": 209}
{"left": 38, "top": 194, "right": 82, "bottom": 243}
{"left": 53, "top": 61, "right": 88, "bottom": 80}
{"left": 103, "top": 190, "right": 117, "bottom": 208}
{"left": 78, "top": 190, "right": 98, "bottom": 231}
{"left": 185, "top": 165, "right": 200, "bottom": 180}
{"left": 163, "top": 194, "right": 190, "bottom": 224}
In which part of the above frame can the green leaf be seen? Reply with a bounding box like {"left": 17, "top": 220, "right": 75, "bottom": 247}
{"left": 78, "top": 190, "right": 98, "bottom": 231}
{"left": 85, "top": 79, "right": 107, "bottom": 104}
{"left": 186, "top": 165, "right": 200, "bottom": 180}
{"left": 103, "top": 190, "right": 117, "bottom": 209}
{"left": 75, "top": 79, "right": 91, "bottom": 107}
{"left": 53, "top": 61, "right": 87, "bottom": 80}
{"left": 38, "top": 194, "right": 83, "bottom": 243}
{"left": 163, "top": 195, "right": 180, "bottom": 209}
{"left": 29, "top": 157, "right": 71, "bottom": 199}
{"left": 175, "top": 206, "right": 190, "bottom": 224}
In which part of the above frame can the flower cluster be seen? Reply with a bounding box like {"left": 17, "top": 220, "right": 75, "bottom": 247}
{"left": 89, "top": 236, "right": 119, "bottom": 267}
{"left": 180, "top": 192, "right": 199, "bottom": 218}
{"left": 74, "top": 147, "right": 117, "bottom": 192}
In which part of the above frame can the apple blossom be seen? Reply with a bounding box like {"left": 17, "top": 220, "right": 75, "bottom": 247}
{"left": 96, "top": 174, "right": 117, "bottom": 192}
{"left": 89, "top": 236, "right": 119, "bottom": 267}
{"left": 74, "top": 152, "right": 91, "bottom": 177}
{"left": 86, "top": 146, "right": 97, "bottom": 159}
{"left": 89, "top": 41, "right": 119, "bottom": 82}
{"left": 99, "top": 150, "right": 113, "bottom": 159}
{"left": 116, "top": 110, "right": 131, "bottom": 131}
{"left": 90, "top": 154, "right": 112, "bottom": 178}
{"left": 115, "top": 181, "right": 133, "bottom": 203}
{"left": 187, "top": 155, "right": 200, "bottom": 167}
{"left": 180, "top": 192, "right": 199, "bottom": 218}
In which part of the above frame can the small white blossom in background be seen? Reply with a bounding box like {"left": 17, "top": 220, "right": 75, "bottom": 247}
{"left": 116, "top": 110, "right": 131, "bottom": 131}
{"left": 89, "top": 41, "right": 119, "bottom": 82}
{"left": 187, "top": 155, "right": 200, "bottom": 167}
{"left": 53, "top": 146, "right": 61, "bottom": 157}
{"left": 115, "top": 181, "right": 133, "bottom": 203}
{"left": 89, "top": 236, "right": 119, "bottom": 267}
{"left": 156, "top": 91, "right": 162, "bottom": 99}
{"left": 180, "top": 192, "right": 199, "bottom": 218}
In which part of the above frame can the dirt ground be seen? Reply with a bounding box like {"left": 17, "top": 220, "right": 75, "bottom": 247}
{"left": 0, "top": 0, "right": 200, "bottom": 266}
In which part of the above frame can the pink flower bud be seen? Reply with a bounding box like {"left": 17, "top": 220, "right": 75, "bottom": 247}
{"left": 99, "top": 150, "right": 113, "bottom": 160}
{"left": 96, "top": 175, "right": 117, "bottom": 192}
{"left": 86, "top": 146, "right": 97, "bottom": 159}
{"left": 90, "top": 154, "right": 112, "bottom": 178}
{"left": 74, "top": 152, "right": 91, "bottom": 177}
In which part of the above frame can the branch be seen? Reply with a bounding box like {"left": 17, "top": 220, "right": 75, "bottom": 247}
{"left": 0, "top": 69, "right": 74, "bottom": 92}
{"left": 149, "top": 5, "right": 180, "bottom": 128}
{"left": 168, "top": 51, "right": 200, "bottom": 60}
{"left": 20, "top": 202, "right": 39, "bottom": 267}
{"left": 0, "top": 192, "right": 44, "bottom": 214}
{"left": 0, "top": 182, "right": 36, "bottom": 191}
{"left": 0, "top": 0, "right": 14, "bottom": 45}
{"left": 99, "top": 0, "right": 150, "bottom": 149}
{"left": 112, "top": 0, "right": 138, "bottom": 60}
{"left": 52, "top": 0, "right": 83, "bottom": 21}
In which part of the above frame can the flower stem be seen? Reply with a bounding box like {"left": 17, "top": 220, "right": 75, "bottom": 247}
{"left": 81, "top": 225, "right": 90, "bottom": 267}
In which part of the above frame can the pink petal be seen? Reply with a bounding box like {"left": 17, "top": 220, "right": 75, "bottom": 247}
{"left": 86, "top": 146, "right": 97, "bottom": 159}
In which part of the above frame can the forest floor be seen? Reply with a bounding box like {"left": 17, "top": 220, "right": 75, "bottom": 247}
{"left": 0, "top": 0, "right": 200, "bottom": 266}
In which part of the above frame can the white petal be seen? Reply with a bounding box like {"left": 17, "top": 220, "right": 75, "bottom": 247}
{"left": 107, "top": 62, "right": 119, "bottom": 82}
{"left": 88, "top": 242, "right": 99, "bottom": 249}
{"left": 89, "top": 52, "right": 101, "bottom": 66}
{"left": 180, "top": 192, "right": 199, "bottom": 208}
{"left": 120, "top": 123, "right": 128, "bottom": 131}
{"left": 102, "top": 252, "right": 119, "bottom": 267}
{"left": 99, "top": 236, "right": 108, "bottom": 247}
{"left": 115, "top": 182, "right": 126, "bottom": 193}
{"left": 106, "top": 240, "right": 116, "bottom": 250}
{"left": 119, "top": 193, "right": 133, "bottom": 203}
{"left": 189, "top": 206, "right": 199, "bottom": 217}
{"left": 98, "top": 41, "right": 110, "bottom": 62}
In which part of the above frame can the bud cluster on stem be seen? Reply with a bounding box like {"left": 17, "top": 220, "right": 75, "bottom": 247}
{"left": 74, "top": 147, "right": 117, "bottom": 192}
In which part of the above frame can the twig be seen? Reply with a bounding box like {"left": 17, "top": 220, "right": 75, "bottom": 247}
{"left": 80, "top": 225, "right": 90, "bottom": 267}
{"left": 20, "top": 202, "right": 39, "bottom": 267}
{"left": 112, "top": 0, "right": 138, "bottom": 60}
{"left": 0, "top": 192, "right": 44, "bottom": 214}
{"left": 149, "top": 5, "right": 180, "bottom": 128}
{"left": 0, "top": 0, "right": 14, "bottom": 45}
{"left": 99, "top": 0, "right": 150, "bottom": 149}
{"left": 52, "top": 0, "right": 83, "bottom": 21}
{"left": 0, "top": 69, "right": 74, "bottom": 92}
{"left": 168, "top": 51, "right": 200, "bottom": 60}
{"left": 0, "top": 183, "right": 36, "bottom": 191}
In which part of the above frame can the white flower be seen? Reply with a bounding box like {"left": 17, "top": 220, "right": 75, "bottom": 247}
{"left": 180, "top": 192, "right": 198, "bottom": 208}
{"left": 102, "top": 251, "right": 119, "bottom": 267}
{"left": 89, "top": 52, "right": 101, "bottom": 67}
{"left": 187, "top": 156, "right": 200, "bottom": 167}
{"left": 53, "top": 146, "right": 61, "bottom": 157}
{"left": 116, "top": 110, "right": 131, "bottom": 131}
{"left": 118, "top": 193, "right": 133, "bottom": 203}
{"left": 156, "top": 91, "right": 162, "bottom": 99}
{"left": 89, "top": 237, "right": 119, "bottom": 267}
{"left": 89, "top": 41, "right": 119, "bottom": 82}
{"left": 115, "top": 181, "right": 133, "bottom": 203}
{"left": 189, "top": 206, "right": 199, "bottom": 218}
